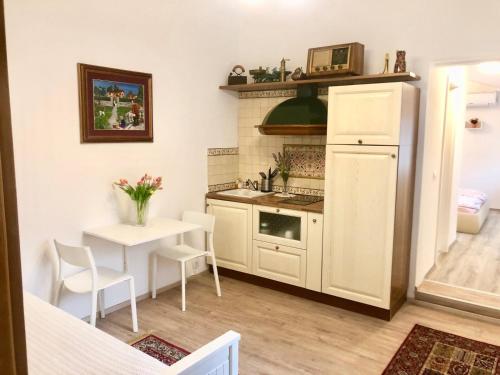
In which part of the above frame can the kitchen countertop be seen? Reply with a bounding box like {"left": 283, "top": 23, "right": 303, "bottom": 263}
{"left": 206, "top": 191, "right": 324, "bottom": 214}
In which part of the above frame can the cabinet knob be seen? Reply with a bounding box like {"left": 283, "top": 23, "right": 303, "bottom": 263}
{"left": 276, "top": 208, "right": 280, "bottom": 213}
{"left": 358, "top": 139, "right": 363, "bottom": 144}
{"left": 312, "top": 219, "right": 317, "bottom": 223}
{"left": 391, "top": 154, "right": 396, "bottom": 159}
{"left": 275, "top": 246, "right": 279, "bottom": 250}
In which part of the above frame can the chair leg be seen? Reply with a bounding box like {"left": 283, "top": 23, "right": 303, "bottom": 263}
{"left": 210, "top": 253, "right": 222, "bottom": 297}
{"left": 181, "top": 261, "right": 186, "bottom": 312}
{"left": 53, "top": 281, "right": 64, "bottom": 306}
{"left": 99, "top": 290, "right": 105, "bottom": 319}
{"left": 90, "top": 290, "right": 98, "bottom": 327}
{"left": 152, "top": 253, "right": 157, "bottom": 299}
{"left": 129, "top": 278, "right": 138, "bottom": 333}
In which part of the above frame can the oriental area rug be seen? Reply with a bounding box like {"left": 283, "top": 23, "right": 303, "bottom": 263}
{"left": 131, "top": 334, "right": 190, "bottom": 366}
{"left": 383, "top": 324, "right": 500, "bottom": 374}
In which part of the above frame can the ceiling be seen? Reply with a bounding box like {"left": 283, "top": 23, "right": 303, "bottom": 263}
{"left": 466, "top": 63, "right": 500, "bottom": 91}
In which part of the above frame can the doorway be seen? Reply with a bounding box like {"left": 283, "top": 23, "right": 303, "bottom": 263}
{"left": 416, "top": 61, "right": 500, "bottom": 317}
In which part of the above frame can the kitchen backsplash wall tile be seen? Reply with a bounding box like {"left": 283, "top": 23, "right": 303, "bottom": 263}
{"left": 207, "top": 149, "right": 239, "bottom": 192}
{"left": 284, "top": 144, "right": 326, "bottom": 179}
{"left": 237, "top": 95, "right": 327, "bottom": 195}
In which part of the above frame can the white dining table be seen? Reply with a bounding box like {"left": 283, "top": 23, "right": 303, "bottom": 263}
{"left": 83, "top": 217, "right": 201, "bottom": 272}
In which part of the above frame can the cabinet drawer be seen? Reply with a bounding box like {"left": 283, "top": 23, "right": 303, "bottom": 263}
{"left": 253, "top": 205, "right": 308, "bottom": 249}
{"left": 327, "top": 83, "right": 403, "bottom": 146}
{"left": 252, "top": 240, "right": 306, "bottom": 287}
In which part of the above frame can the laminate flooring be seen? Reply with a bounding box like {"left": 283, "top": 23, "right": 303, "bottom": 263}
{"left": 98, "top": 273, "right": 500, "bottom": 375}
{"left": 426, "top": 210, "right": 500, "bottom": 294}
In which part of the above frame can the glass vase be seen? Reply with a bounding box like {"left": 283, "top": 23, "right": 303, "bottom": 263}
{"left": 134, "top": 199, "right": 150, "bottom": 226}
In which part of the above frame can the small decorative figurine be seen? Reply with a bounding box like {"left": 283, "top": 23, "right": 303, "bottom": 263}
{"left": 280, "top": 58, "right": 290, "bottom": 82}
{"left": 249, "top": 66, "right": 289, "bottom": 83}
{"left": 291, "top": 67, "right": 307, "bottom": 81}
{"left": 382, "top": 53, "right": 390, "bottom": 74}
{"left": 394, "top": 50, "right": 406, "bottom": 73}
{"left": 227, "top": 65, "right": 247, "bottom": 85}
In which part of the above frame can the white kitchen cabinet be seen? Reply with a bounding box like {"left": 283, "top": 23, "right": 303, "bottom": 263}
{"left": 327, "top": 82, "right": 417, "bottom": 146}
{"left": 306, "top": 213, "right": 323, "bottom": 292}
{"left": 252, "top": 240, "right": 306, "bottom": 287}
{"left": 253, "top": 205, "right": 308, "bottom": 249}
{"left": 322, "top": 145, "right": 399, "bottom": 309}
{"left": 207, "top": 199, "right": 252, "bottom": 273}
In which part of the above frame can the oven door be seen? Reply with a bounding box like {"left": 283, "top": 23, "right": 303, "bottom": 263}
{"left": 253, "top": 205, "right": 308, "bottom": 249}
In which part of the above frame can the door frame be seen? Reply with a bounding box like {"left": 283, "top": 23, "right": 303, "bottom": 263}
{"left": 0, "top": 0, "right": 28, "bottom": 373}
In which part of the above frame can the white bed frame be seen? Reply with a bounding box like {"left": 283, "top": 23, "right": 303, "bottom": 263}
{"left": 166, "top": 331, "right": 239, "bottom": 375}
{"left": 457, "top": 200, "right": 490, "bottom": 234}
{"left": 24, "top": 292, "right": 240, "bottom": 375}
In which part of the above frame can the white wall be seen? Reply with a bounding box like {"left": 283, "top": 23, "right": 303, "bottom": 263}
{"left": 8, "top": 0, "right": 500, "bottom": 316}
{"left": 233, "top": 0, "right": 500, "bottom": 294}
{"left": 461, "top": 103, "right": 500, "bottom": 209}
{"left": 5, "top": 0, "right": 240, "bottom": 318}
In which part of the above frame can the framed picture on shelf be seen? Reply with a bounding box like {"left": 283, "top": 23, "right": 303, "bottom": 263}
{"left": 78, "top": 63, "right": 153, "bottom": 143}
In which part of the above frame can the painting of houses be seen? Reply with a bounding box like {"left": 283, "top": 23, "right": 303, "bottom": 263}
{"left": 92, "top": 79, "right": 145, "bottom": 131}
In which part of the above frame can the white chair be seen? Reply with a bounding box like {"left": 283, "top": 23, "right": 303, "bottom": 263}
{"left": 152, "top": 211, "right": 221, "bottom": 311}
{"left": 53, "top": 240, "right": 138, "bottom": 332}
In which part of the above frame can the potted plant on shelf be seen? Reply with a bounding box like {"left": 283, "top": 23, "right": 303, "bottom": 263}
{"left": 273, "top": 151, "right": 293, "bottom": 197}
{"left": 114, "top": 174, "right": 163, "bottom": 226}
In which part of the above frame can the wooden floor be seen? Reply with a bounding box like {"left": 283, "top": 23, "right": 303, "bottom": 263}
{"left": 98, "top": 273, "right": 500, "bottom": 375}
{"left": 426, "top": 210, "right": 500, "bottom": 294}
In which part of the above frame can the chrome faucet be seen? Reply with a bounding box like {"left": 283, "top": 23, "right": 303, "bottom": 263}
{"left": 246, "top": 179, "right": 259, "bottom": 191}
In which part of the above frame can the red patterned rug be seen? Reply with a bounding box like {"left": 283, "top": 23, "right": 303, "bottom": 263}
{"left": 131, "top": 334, "right": 190, "bottom": 366}
{"left": 383, "top": 324, "right": 500, "bottom": 374}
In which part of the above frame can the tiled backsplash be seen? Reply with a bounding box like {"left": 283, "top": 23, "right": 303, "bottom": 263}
{"left": 207, "top": 148, "right": 238, "bottom": 192}
{"left": 238, "top": 95, "right": 327, "bottom": 195}
{"left": 206, "top": 92, "right": 328, "bottom": 196}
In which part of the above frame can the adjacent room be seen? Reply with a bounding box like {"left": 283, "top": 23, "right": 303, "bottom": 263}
{"left": 420, "top": 62, "right": 500, "bottom": 312}
{"left": 2, "top": 1, "right": 500, "bottom": 375}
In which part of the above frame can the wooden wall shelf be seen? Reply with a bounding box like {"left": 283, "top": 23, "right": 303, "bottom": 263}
{"left": 219, "top": 72, "right": 420, "bottom": 92}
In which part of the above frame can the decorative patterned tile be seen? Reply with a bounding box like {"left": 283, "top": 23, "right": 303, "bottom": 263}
{"left": 208, "top": 182, "right": 237, "bottom": 192}
{"left": 207, "top": 147, "right": 239, "bottom": 156}
{"left": 239, "top": 89, "right": 296, "bottom": 99}
{"left": 272, "top": 185, "right": 324, "bottom": 197}
{"left": 284, "top": 144, "right": 325, "bottom": 179}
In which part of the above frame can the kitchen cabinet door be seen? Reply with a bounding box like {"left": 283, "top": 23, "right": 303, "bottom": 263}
{"left": 327, "top": 83, "right": 403, "bottom": 145}
{"left": 252, "top": 240, "right": 306, "bottom": 287}
{"left": 306, "top": 213, "right": 323, "bottom": 292}
{"left": 207, "top": 199, "right": 252, "bottom": 273}
{"left": 322, "top": 145, "right": 398, "bottom": 309}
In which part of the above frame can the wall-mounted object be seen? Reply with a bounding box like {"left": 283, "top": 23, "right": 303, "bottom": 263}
{"left": 228, "top": 65, "right": 247, "bottom": 85}
{"left": 255, "top": 86, "right": 327, "bottom": 135}
{"left": 393, "top": 50, "right": 406, "bottom": 73}
{"left": 306, "top": 42, "right": 364, "bottom": 78}
{"left": 467, "top": 92, "right": 497, "bottom": 107}
{"left": 465, "top": 118, "right": 483, "bottom": 129}
{"left": 78, "top": 63, "right": 153, "bottom": 143}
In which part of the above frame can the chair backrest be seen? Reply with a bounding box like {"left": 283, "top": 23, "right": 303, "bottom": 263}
{"left": 53, "top": 240, "right": 96, "bottom": 279}
{"left": 182, "top": 211, "right": 215, "bottom": 234}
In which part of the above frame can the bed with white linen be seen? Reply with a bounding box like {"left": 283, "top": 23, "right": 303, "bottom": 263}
{"left": 457, "top": 189, "right": 490, "bottom": 234}
{"left": 24, "top": 292, "right": 240, "bottom": 375}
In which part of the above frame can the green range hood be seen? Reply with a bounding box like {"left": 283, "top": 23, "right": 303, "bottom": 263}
{"left": 256, "top": 85, "right": 327, "bottom": 135}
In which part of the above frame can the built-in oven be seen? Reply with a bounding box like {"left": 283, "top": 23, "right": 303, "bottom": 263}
{"left": 253, "top": 205, "right": 308, "bottom": 249}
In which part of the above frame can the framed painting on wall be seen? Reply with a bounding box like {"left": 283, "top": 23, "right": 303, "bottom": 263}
{"left": 78, "top": 63, "right": 153, "bottom": 143}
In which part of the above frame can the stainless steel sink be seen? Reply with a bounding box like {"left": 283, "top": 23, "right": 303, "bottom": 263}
{"left": 216, "top": 189, "right": 274, "bottom": 198}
